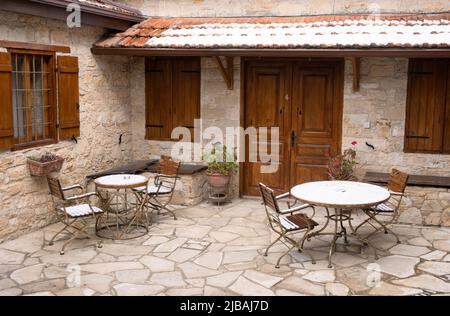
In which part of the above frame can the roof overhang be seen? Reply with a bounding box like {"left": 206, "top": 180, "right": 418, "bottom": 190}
{"left": 91, "top": 47, "right": 450, "bottom": 58}
{"left": 1, "top": 0, "right": 145, "bottom": 31}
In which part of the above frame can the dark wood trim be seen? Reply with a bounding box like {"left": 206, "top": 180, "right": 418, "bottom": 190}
{"left": 1, "top": 0, "right": 143, "bottom": 31}
{"left": 11, "top": 139, "right": 57, "bottom": 152}
{"left": 91, "top": 47, "right": 450, "bottom": 58}
{"left": 352, "top": 57, "right": 360, "bottom": 92}
{"left": 364, "top": 171, "right": 450, "bottom": 188}
{"left": 238, "top": 57, "right": 246, "bottom": 197}
{"left": 213, "top": 56, "right": 234, "bottom": 90}
{"left": 1, "top": 40, "right": 70, "bottom": 53}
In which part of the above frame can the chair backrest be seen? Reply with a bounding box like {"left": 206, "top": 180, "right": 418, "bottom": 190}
{"left": 258, "top": 183, "right": 280, "bottom": 213}
{"left": 159, "top": 155, "right": 180, "bottom": 176}
{"left": 387, "top": 168, "right": 409, "bottom": 193}
{"left": 47, "top": 177, "right": 65, "bottom": 200}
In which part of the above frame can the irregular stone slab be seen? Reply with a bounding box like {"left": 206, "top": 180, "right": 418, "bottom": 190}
{"left": 55, "top": 287, "right": 95, "bottom": 296}
{"left": 80, "top": 262, "right": 143, "bottom": 274}
{"left": 433, "top": 239, "right": 450, "bottom": 252}
{"left": 0, "top": 279, "right": 15, "bottom": 291}
{"left": 178, "top": 262, "right": 221, "bottom": 278}
{"left": 99, "top": 244, "right": 152, "bottom": 256}
{"left": 219, "top": 225, "right": 258, "bottom": 237}
{"left": 325, "top": 283, "right": 350, "bottom": 296}
{"left": 229, "top": 276, "right": 275, "bottom": 296}
{"left": 143, "top": 236, "right": 170, "bottom": 246}
{"left": 24, "top": 291, "right": 55, "bottom": 296}
{"left": 0, "top": 249, "right": 25, "bottom": 265}
{"left": 210, "top": 231, "right": 239, "bottom": 243}
{"left": 204, "top": 286, "right": 228, "bottom": 296}
{"left": 0, "top": 288, "right": 23, "bottom": 296}
{"left": 10, "top": 264, "right": 45, "bottom": 285}
{"left": 225, "top": 261, "right": 258, "bottom": 271}
{"left": 389, "top": 244, "right": 430, "bottom": 257}
{"left": 422, "top": 228, "right": 450, "bottom": 241}
{"left": 0, "top": 264, "right": 24, "bottom": 274}
{"left": 176, "top": 225, "right": 212, "bottom": 239}
{"left": 277, "top": 276, "right": 324, "bottom": 295}
{"left": 40, "top": 248, "right": 97, "bottom": 265}
{"left": 186, "top": 278, "right": 205, "bottom": 287}
{"left": 228, "top": 236, "right": 269, "bottom": 246}
{"left": 206, "top": 271, "right": 242, "bottom": 287}
{"left": 166, "top": 288, "right": 203, "bottom": 296}
{"left": 114, "top": 283, "right": 165, "bottom": 296}
{"left": 336, "top": 266, "right": 371, "bottom": 293}
{"left": 21, "top": 279, "right": 66, "bottom": 294}
{"left": 154, "top": 238, "right": 187, "bottom": 253}
{"left": 43, "top": 266, "right": 71, "bottom": 279}
{"left": 167, "top": 248, "right": 201, "bottom": 263}
{"left": 223, "top": 250, "right": 259, "bottom": 264}
{"left": 219, "top": 206, "right": 254, "bottom": 218}
{"left": 303, "top": 270, "right": 335, "bottom": 283}
{"left": 421, "top": 250, "right": 447, "bottom": 261}
{"left": 139, "top": 256, "right": 175, "bottom": 272}
{"left": 194, "top": 252, "right": 223, "bottom": 270}
{"left": 418, "top": 261, "right": 450, "bottom": 276}
{"left": 81, "top": 274, "right": 114, "bottom": 293}
{"left": 89, "top": 253, "right": 116, "bottom": 264}
{"left": 374, "top": 255, "right": 419, "bottom": 278}
{"left": 150, "top": 271, "right": 186, "bottom": 287}
{"left": 243, "top": 270, "right": 283, "bottom": 288}
{"left": 369, "top": 282, "right": 423, "bottom": 296}
{"left": 275, "top": 289, "right": 306, "bottom": 296}
{"left": 115, "top": 269, "right": 150, "bottom": 284}
{"left": 1, "top": 231, "right": 44, "bottom": 253}
{"left": 407, "top": 237, "right": 432, "bottom": 247}
{"left": 443, "top": 254, "right": 450, "bottom": 262}
{"left": 392, "top": 275, "right": 450, "bottom": 293}
{"left": 330, "top": 252, "right": 367, "bottom": 268}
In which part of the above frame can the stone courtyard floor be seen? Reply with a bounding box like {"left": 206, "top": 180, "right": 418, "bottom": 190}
{"left": 0, "top": 198, "right": 450, "bottom": 296}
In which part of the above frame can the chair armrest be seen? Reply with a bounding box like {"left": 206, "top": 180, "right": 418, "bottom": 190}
{"left": 62, "top": 184, "right": 83, "bottom": 192}
{"left": 279, "top": 203, "right": 312, "bottom": 214}
{"left": 66, "top": 191, "right": 98, "bottom": 202}
{"left": 389, "top": 191, "right": 406, "bottom": 197}
{"left": 275, "top": 192, "right": 290, "bottom": 200}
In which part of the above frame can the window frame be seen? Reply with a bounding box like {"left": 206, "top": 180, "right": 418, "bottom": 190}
{"left": 9, "top": 48, "right": 57, "bottom": 151}
{"left": 404, "top": 58, "right": 450, "bottom": 155}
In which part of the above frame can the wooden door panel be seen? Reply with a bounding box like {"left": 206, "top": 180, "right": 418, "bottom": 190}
{"left": 290, "top": 61, "right": 343, "bottom": 186}
{"left": 243, "top": 62, "right": 291, "bottom": 196}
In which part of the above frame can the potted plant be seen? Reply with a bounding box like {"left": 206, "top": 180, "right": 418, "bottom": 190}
{"left": 327, "top": 141, "right": 358, "bottom": 181}
{"left": 27, "top": 152, "right": 64, "bottom": 176}
{"left": 205, "top": 144, "right": 238, "bottom": 187}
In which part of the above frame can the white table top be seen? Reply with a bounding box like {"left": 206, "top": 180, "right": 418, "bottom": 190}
{"left": 290, "top": 181, "right": 390, "bottom": 208}
{"left": 94, "top": 174, "right": 148, "bottom": 189}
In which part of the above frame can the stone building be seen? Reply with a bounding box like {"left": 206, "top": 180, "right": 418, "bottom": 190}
{"left": 0, "top": 0, "right": 449, "bottom": 241}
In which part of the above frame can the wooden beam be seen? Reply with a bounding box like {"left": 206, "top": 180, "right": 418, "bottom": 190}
{"left": 213, "top": 56, "right": 234, "bottom": 90}
{"left": 0, "top": 40, "right": 70, "bottom": 53}
{"left": 352, "top": 57, "right": 361, "bottom": 92}
{"left": 91, "top": 47, "right": 450, "bottom": 58}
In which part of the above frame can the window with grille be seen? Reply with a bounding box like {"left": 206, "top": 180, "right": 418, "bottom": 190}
{"left": 11, "top": 52, "right": 55, "bottom": 148}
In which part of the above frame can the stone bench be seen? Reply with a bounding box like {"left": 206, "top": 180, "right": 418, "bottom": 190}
{"left": 86, "top": 160, "right": 208, "bottom": 206}
{"left": 363, "top": 172, "right": 450, "bottom": 227}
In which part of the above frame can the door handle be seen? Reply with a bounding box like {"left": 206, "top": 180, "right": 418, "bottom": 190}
{"left": 290, "top": 130, "right": 296, "bottom": 147}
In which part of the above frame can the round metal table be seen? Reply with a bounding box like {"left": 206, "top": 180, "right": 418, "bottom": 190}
{"left": 291, "top": 181, "right": 390, "bottom": 268}
{"left": 94, "top": 174, "right": 149, "bottom": 240}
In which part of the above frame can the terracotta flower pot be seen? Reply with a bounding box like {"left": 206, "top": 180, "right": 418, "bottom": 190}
{"left": 206, "top": 172, "right": 231, "bottom": 187}
{"left": 27, "top": 157, "right": 64, "bottom": 176}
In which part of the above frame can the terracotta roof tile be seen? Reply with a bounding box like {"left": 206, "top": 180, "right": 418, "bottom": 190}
{"left": 94, "top": 13, "right": 450, "bottom": 49}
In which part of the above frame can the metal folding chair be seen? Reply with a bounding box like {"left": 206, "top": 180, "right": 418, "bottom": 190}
{"left": 259, "top": 183, "right": 318, "bottom": 268}
{"left": 134, "top": 155, "right": 180, "bottom": 221}
{"left": 47, "top": 177, "right": 104, "bottom": 255}
{"left": 355, "top": 168, "right": 409, "bottom": 243}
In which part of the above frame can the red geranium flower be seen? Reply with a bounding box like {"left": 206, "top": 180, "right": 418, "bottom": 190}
{"left": 351, "top": 141, "right": 357, "bottom": 146}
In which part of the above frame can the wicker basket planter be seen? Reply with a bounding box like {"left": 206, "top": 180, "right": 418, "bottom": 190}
{"left": 27, "top": 156, "right": 64, "bottom": 176}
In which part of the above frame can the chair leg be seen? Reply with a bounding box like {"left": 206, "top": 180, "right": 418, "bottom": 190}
{"left": 48, "top": 224, "right": 69, "bottom": 246}
{"left": 276, "top": 243, "right": 296, "bottom": 269}
{"left": 264, "top": 235, "right": 282, "bottom": 256}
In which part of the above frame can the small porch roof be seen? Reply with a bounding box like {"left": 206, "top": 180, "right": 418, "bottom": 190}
{"left": 92, "top": 13, "right": 450, "bottom": 57}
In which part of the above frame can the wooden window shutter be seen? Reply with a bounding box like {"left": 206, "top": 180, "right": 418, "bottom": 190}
{"left": 172, "top": 58, "right": 200, "bottom": 142}
{"left": 0, "top": 52, "right": 14, "bottom": 150}
{"left": 404, "top": 59, "right": 448, "bottom": 153}
{"left": 443, "top": 65, "right": 450, "bottom": 154}
{"left": 57, "top": 55, "right": 80, "bottom": 140}
{"left": 145, "top": 58, "right": 172, "bottom": 140}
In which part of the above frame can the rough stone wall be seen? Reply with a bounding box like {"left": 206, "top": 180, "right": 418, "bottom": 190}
{"left": 0, "top": 11, "right": 133, "bottom": 241}
{"left": 119, "top": 0, "right": 450, "bottom": 17}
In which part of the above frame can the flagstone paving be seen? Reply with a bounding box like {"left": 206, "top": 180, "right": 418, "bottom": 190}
{"left": 0, "top": 199, "right": 449, "bottom": 296}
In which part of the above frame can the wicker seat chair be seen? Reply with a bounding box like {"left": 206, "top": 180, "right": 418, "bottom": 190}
{"left": 355, "top": 168, "right": 409, "bottom": 243}
{"left": 134, "top": 155, "right": 180, "bottom": 221}
{"left": 259, "top": 183, "right": 319, "bottom": 268}
{"left": 46, "top": 177, "right": 104, "bottom": 255}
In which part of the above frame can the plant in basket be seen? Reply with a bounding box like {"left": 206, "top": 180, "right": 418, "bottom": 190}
{"left": 27, "top": 152, "right": 64, "bottom": 176}
{"left": 327, "top": 141, "right": 358, "bottom": 181}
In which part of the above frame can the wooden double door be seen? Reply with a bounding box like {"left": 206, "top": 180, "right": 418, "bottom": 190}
{"left": 243, "top": 59, "right": 344, "bottom": 196}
